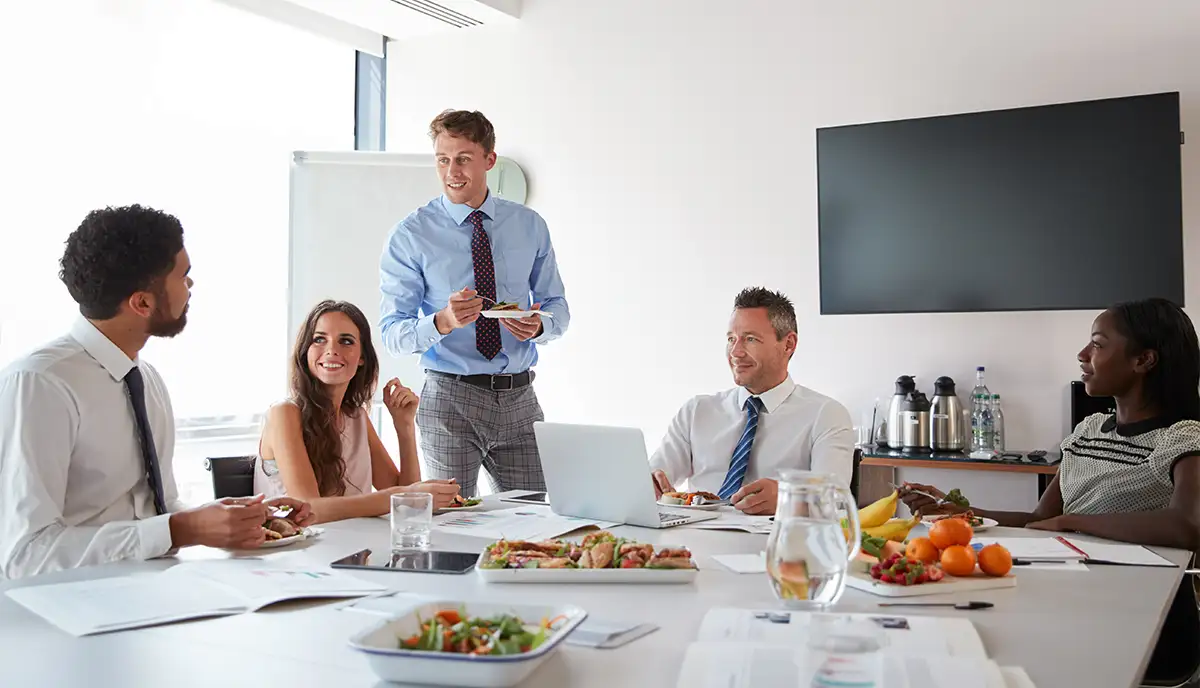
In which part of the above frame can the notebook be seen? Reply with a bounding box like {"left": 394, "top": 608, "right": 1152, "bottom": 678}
{"left": 6, "top": 560, "right": 386, "bottom": 636}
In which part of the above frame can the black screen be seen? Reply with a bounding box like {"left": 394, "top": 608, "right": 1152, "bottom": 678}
{"left": 330, "top": 549, "right": 478, "bottom": 574}
{"left": 817, "top": 92, "right": 1183, "bottom": 315}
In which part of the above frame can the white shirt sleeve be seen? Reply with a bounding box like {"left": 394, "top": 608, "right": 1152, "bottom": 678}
{"left": 649, "top": 398, "right": 698, "bottom": 487}
{"left": 0, "top": 371, "right": 173, "bottom": 580}
{"left": 808, "top": 399, "right": 856, "bottom": 489}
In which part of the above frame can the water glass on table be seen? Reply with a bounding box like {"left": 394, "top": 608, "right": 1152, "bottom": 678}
{"left": 391, "top": 492, "right": 433, "bottom": 551}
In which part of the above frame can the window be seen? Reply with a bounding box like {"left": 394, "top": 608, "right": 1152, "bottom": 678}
{"left": 0, "top": 0, "right": 353, "bottom": 504}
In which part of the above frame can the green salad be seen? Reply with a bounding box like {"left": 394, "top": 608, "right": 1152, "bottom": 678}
{"left": 398, "top": 609, "right": 564, "bottom": 655}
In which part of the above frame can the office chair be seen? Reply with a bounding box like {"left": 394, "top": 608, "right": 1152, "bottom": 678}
{"left": 849, "top": 447, "right": 862, "bottom": 501}
{"left": 203, "top": 455, "right": 256, "bottom": 499}
{"left": 1141, "top": 558, "right": 1200, "bottom": 687}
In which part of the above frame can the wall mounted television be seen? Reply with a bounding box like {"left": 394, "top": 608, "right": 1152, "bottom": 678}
{"left": 816, "top": 92, "right": 1183, "bottom": 315}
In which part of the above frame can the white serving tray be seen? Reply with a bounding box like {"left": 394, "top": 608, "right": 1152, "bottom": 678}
{"left": 349, "top": 599, "right": 586, "bottom": 688}
{"left": 475, "top": 553, "right": 697, "bottom": 584}
{"left": 844, "top": 570, "right": 1016, "bottom": 597}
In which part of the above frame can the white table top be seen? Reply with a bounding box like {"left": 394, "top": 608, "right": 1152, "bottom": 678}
{"left": 0, "top": 494, "right": 1189, "bottom": 688}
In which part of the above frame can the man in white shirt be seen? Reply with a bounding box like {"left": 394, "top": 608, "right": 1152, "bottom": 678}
{"left": 0, "top": 204, "right": 313, "bottom": 580}
{"left": 650, "top": 287, "right": 854, "bottom": 515}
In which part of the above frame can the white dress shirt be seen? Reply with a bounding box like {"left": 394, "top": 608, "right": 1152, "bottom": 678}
{"left": 0, "top": 318, "right": 182, "bottom": 579}
{"left": 649, "top": 377, "right": 855, "bottom": 493}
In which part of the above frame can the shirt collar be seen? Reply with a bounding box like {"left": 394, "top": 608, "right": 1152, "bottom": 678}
{"left": 440, "top": 190, "right": 496, "bottom": 226}
{"left": 736, "top": 376, "right": 796, "bottom": 414}
{"left": 70, "top": 317, "right": 136, "bottom": 382}
{"left": 1100, "top": 413, "right": 1180, "bottom": 437}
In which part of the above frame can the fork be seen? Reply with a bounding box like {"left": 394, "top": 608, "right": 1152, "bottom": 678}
{"left": 890, "top": 483, "right": 950, "bottom": 507}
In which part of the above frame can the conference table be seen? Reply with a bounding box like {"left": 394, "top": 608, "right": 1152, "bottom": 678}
{"left": 0, "top": 493, "right": 1190, "bottom": 688}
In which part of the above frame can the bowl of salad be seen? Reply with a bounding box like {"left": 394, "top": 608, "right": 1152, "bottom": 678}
{"left": 349, "top": 600, "right": 587, "bottom": 687}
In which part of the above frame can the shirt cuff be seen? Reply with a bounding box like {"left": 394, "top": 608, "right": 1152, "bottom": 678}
{"left": 417, "top": 312, "right": 448, "bottom": 349}
{"left": 138, "top": 513, "right": 176, "bottom": 560}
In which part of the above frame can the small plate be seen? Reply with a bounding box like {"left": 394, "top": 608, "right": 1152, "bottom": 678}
{"left": 479, "top": 310, "right": 554, "bottom": 320}
{"left": 260, "top": 526, "right": 323, "bottom": 549}
{"left": 920, "top": 515, "right": 998, "bottom": 532}
{"left": 657, "top": 500, "right": 722, "bottom": 511}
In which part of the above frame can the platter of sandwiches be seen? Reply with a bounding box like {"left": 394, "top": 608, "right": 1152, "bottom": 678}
{"left": 476, "top": 531, "right": 697, "bottom": 584}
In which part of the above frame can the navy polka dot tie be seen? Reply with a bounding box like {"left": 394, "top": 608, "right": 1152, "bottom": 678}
{"left": 468, "top": 211, "right": 502, "bottom": 360}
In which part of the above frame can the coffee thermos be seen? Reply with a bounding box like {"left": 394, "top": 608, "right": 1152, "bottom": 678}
{"left": 900, "top": 391, "right": 932, "bottom": 452}
{"left": 885, "top": 375, "right": 917, "bottom": 448}
{"left": 930, "top": 376, "right": 966, "bottom": 451}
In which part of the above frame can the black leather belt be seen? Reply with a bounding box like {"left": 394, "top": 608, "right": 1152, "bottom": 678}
{"left": 428, "top": 369, "right": 535, "bottom": 391}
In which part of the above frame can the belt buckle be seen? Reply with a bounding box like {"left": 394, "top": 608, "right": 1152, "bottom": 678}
{"left": 490, "top": 374, "right": 514, "bottom": 391}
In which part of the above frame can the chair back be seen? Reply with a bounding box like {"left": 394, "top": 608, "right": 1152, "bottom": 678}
{"left": 204, "top": 455, "right": 256, "bottom": 499}
{"left": 849, "top": 447, "right": 863, "bottom": 500}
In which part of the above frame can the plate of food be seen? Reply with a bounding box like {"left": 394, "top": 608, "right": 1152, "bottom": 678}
{"left": 920, "top": 510, "right": 998, "bottom": 531}
{"left": 349, "top": 600, "right": 586, "bottom": 687}
{"left": 259, "top": 509, "right": 322, "bottom": 548}
{"left": 479, "top": 302, "right": 554, "bottom": 320}
{"left": 657, "top": 491, "right": 724, "bottom": 510}
{"left": 436, "top": 496, "right": 484, "bottom": 514}
{"left": 476, "top": 530, "right": 697, "bottom": 583}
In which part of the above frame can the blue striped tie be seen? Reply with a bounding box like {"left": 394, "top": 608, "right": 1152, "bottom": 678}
{"left": 718, "top": 396, "right": 762, "bottom": 500}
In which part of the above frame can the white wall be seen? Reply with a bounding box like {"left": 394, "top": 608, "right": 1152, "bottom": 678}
{"left": 384, "top": 0, "right": 1200, "bottom": 455}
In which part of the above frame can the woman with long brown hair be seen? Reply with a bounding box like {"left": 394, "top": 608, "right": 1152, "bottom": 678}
{"left": 255, "top": 300, "right": 460, "bottom": 522}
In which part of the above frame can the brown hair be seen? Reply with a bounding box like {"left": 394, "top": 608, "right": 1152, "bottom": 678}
{"left": 429, "top": 109, "right": 496, "bottom": 154}
{"left": 290, "top": 300, "right": 380, "bottom": 497}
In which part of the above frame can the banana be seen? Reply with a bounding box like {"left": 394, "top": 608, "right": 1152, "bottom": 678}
{"left": 857, "top": 490, "right": 898, "bottom": 528}
{"left": 862, "top": 515, "right": 921, "bottom": 542}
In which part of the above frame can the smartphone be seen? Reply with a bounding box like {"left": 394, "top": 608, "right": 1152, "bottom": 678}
{"left": 500, "top": 491, "right": 548, "bottom": 505}
{"left": 330, "top": 549, "right": 478, "bottom": 574}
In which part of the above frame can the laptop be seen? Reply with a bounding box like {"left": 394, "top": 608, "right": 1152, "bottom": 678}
{"left": 532, "top": 421, "right": 720, "bottom": 528}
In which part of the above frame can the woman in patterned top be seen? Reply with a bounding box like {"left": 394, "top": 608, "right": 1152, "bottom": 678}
{"left": 900, "top": 297, "right": 1200, "bottom": 551}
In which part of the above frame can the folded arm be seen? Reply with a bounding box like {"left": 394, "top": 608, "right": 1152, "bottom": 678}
{"left": 0, "top": 372, "right": 172, "bottom": 579}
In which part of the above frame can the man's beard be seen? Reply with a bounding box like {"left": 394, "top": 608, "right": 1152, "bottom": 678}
{"left": 147, "top": 301, "right": 188, "bottom": 338}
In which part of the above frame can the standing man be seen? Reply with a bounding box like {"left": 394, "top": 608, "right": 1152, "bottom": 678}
{"left": 380, "top": 110, "right": 570, "bottom": 497}
{"left": 649, "top": 287, "right": 854, "bottom": 515}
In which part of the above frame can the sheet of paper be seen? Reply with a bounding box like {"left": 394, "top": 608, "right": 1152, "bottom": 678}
{"left": 1063, "top": 539, "right": 1175, "bottom": 567}
{"left": 675, "top": 643, "right": 1006, "bottom": 688}
{"left": 1015, "top": 560, "right": 1088, "bottom": 572}
{"left": 433, "top": 505, "right": 617, "bottom": 541}
{"left": 337, "top": 591, "right": 433, "bottom": 616}
{"left": 684, "top": 512, "right": 774, "bottom": 534}
{"left": 1001, "top": 666, "right": 1036, "bottom": 688}
{"left": 168, "top": 560, "right": 386, "bottom": 609}
{"left": 712, "top": 553, "right": 766, "bottom": 574}
{"left": 696, "top": 608, "right": 987, "bottom": 659}
{"left": 6, "top": 573, "right": 243, "bottom": 636}
{"left": 971, "top": 537, "right": 1083, "bottom": 560}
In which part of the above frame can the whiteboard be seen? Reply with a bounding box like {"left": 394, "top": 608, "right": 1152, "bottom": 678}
{"left": 288, "top": 151, "right": 441, "bottom": 395}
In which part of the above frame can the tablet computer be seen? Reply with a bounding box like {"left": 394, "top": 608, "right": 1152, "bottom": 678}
{"left": 330, "top": 549, "right": 477, "bottom": 574}
{"left": 499, "top": 491, "right": 549, "bottom": 505}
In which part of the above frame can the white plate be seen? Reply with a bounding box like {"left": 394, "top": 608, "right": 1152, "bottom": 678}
{"left": 479, "top": 309, "right": 553, "bottom": 319}
{"left": 476, "top": 552, "right": 697, "bottom": 584}
{"left": 656, "top": 500, "right": 722, "bottom": 511}
{"left": 435, "top": 502, "right": 484, "bottom": 515}
{"left": 349, "top": 599, "right": 586, "bottom": 688}
{"left": 845, "top": 569, "right": 1016, "bottom": 597}
{"left": 259, "top": 526, "right": 323, "bottom": 549}
{"left": 920, "top": 515, "right": 999, "bottom": 532}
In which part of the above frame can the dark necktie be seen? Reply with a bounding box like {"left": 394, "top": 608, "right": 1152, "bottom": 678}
{"left": 468, "top": 210, "right": 502, "bottom": 360}
{"left": 718, "top": 396, "right": 763, "bottom": 500}
{"left": 125, "top": 366, "right": 167, "bottom": 515}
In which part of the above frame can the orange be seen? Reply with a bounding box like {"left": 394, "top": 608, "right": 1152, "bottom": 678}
{"left": 929, "top": 518, "right": 974, "bottom": 550}
{"left": 940, "top": 545, "right": 977, "bottom": 577}
{"left": 905, "top": 537, "right": 940, "bottom": 564}
{"left": 978, "top": 544, "right": 1013, "bottom": 577}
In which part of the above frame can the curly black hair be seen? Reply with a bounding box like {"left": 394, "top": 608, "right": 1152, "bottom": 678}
{"left": 59, "top": 205, "right": 185, "bottom": 319}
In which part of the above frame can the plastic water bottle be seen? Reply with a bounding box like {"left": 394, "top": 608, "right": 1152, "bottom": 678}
{"left": 991, "top": 394, "right": 1006, "bottom": 452}
{"left": 971, "top": 394, "right": 996, "bottom": 452}
{"left": 970, "top": 367, "right": 991, "bottom": 415}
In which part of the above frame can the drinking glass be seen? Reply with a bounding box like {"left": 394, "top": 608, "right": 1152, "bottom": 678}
{"left": 765, "top": 470, "right": 860, "bottom": 611}
{"left": 390, "top": 492, "right": 433, "bottom": 550}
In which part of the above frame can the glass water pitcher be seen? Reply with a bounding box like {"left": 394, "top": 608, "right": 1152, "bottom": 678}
{"left": 765, "top": 469, "right": 861, "bottom": 610}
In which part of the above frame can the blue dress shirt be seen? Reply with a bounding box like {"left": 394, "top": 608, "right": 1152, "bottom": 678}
{"left": 379, "top": 191, "right": 570, "bottom": 375}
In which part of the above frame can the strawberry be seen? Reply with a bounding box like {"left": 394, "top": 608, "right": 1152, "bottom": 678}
{"left": 880, "top": 574, "right": 893, "bottom": 583}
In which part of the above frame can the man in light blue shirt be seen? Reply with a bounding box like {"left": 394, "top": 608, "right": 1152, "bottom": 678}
{"left": 379, "top": 110, "right": 570, "bottom": 496}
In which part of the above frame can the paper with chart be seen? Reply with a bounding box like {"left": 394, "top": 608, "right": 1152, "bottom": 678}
{"left": 6, "top": 561, "right": 385, "bottom": 636}
{"left": 433, "top": 505, "right": 618, "bottom": 541}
